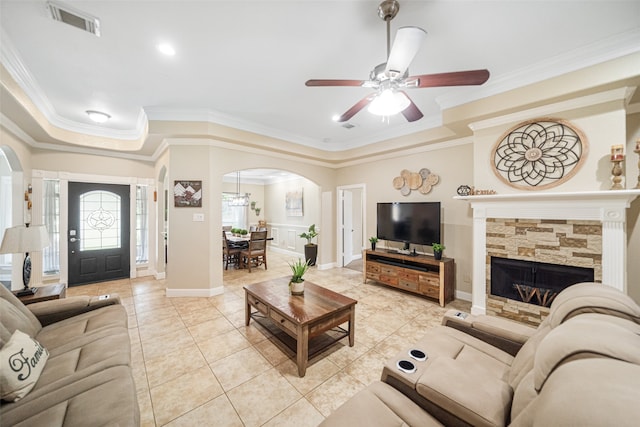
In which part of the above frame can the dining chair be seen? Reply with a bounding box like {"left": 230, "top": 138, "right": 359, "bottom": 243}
{"left": 222, "top": 231, "right": 242, "bottom": 270}
{"left": 240, "top": 230, "right": 267, "bottom": 272}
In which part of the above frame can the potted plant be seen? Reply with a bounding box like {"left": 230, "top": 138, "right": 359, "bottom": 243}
{"left": 299, "top": 224, "right": 318, "bottom": 266}
{"left": 255, "top": 207, "right": 261, "bottom": 216}
{"left": 288, "top": 258, "right": 310, "bottom": 295}
{"left": 369, "top": 236, "right": 378, "bottom": 251}
{"left": 240, "top": 229, "right": 248, "bottom": 236}
{"left": 432, "top": 243, "right": 445, "bottom": 260}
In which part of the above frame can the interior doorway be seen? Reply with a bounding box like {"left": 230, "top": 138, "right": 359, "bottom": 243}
{"left": 337, "top": 184, "right": 366, "bottom": 268}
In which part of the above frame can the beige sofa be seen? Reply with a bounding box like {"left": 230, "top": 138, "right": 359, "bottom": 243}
{"left": 0, "top": 284, "right": 139, "bottom": 426}
{"left": 320, "top": 283, "right": 640, "bottom": 427}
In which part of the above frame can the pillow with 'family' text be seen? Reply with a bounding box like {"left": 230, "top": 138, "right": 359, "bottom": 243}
{"left": 1, "top": 329, "right": 49, "bottom": 402}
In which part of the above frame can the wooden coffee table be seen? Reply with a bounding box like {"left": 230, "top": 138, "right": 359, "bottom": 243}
{"left": 244, "top": 277, "right": 357, "bottom": 377}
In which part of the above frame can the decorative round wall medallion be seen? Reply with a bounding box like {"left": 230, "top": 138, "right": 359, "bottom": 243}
{"left": 491, "top": 118, "right": 588, "bottom": 190}
{"left": 392, "top": 168, "right": 440, "bottom": 195}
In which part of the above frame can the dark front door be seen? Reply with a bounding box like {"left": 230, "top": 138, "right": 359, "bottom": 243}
{"left": 68, "top": 182, "right": 130, "bottom": 286}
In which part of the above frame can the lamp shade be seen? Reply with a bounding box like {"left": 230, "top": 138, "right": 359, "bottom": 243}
{"left": 367, "top": 90, "right": 410, "bottom": 116}
{"left": 0, "top": 225, "right": 50, "bottom": 254}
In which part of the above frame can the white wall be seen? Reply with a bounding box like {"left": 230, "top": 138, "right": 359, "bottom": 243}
{"left": 336, "top": 140, "right": 475, "bottom": 295}
{"left": 264, "top": 177, "right": 321, "bottom": 257}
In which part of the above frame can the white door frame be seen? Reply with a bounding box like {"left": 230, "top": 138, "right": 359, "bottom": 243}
{"left": 32, "top": 170, "right": 156, "bottom": 285}
{"left": 336, "top": 184, "right": 366, "bottom": 267}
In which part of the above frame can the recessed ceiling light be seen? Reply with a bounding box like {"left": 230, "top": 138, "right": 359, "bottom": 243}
{"left": 157, "top": 43, "right": 175, "bottom": 56}
{"left": 86, "top": 110, "right": 111, "bottom": 123}
{"left": 331, "top": 114, "right": 340, "bottom": 122}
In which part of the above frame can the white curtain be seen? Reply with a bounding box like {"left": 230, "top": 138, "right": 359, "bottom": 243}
{"left": 136, "top": 185, "right": 149, "bottom": 264}
{"left": 43, "top": 179, "right": 60, "bottom": 274}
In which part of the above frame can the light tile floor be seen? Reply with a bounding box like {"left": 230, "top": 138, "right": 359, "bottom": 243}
{"left": 66, "top": 251, "right": 470, "bottom": 426}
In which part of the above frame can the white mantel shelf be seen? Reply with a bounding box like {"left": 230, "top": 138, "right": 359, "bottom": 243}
{"left": 454, "top": 189, "right": 640, "bottom": 204}
{"left": 455, "top": 189, "right": 640, "bottom": 315}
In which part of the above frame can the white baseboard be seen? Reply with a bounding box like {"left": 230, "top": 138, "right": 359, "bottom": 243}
{"left": 471, "top": 304, "right": 487, "bottom": 315}
{"left": 268, "top": 246, "right": 302, "bottom": 258}
{"left": 165, "top": 286, "right": 223, "bottom": 297}
{"left": 455, "top": 290, "right": 472, "bottom": 302}
{"left": 134, "top": 268, "right": 156, "bottom": 279}
{"left": 155, "top": 272, "right": 166, "bottom": 280}
{"left": 317, "top": 262, "right": 336, "bottom": 270}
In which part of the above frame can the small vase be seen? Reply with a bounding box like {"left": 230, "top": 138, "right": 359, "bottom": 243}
{"left": 371, "top": 242, "right": 376, "bottom": 251}
{"left": 290, "top": 280, "right": 305, "bottom": 295}
{"left": 434, "top": 251, "right": 442, "bottom": 260}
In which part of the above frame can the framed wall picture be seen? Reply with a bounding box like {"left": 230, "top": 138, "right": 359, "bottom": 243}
{"left": 285, "top": 188, "right": 303, "bottom": 216}
{"left": 174, "top": 180, "right": 202, "bottom": 207}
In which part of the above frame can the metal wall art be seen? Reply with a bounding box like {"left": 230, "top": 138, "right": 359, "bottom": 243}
{"left": 392, "top": 168, "right": 439, "bottom": 196}
{"left": 492, "top": 118, "right": 587, "bottom": 190}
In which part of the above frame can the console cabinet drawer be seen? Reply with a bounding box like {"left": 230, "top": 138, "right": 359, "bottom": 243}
{"left": 269, "top": 309, "right": 297, "bottom": 335}
{"left": 380, "top": 266, "right": 397, "bottom": 276}
{"left": 421, "top": 284, "right": 440, "bottom": 299}
{"left": 398, "top": 279, "right": 419, "bottom": 292}
{"left": 248, "top": 294, "right": 269, "bottom": 315}
{"left": 419, "top": 274, "right": 440, "bottom": 287}
{"left": 398, "top": 270, "right": 419, "bottom": 282}
{"left": 367, "top": 263, "right": 381, "bottom": 274}
{"left": 380, "top": 275, "right": 399, "bottom": 286}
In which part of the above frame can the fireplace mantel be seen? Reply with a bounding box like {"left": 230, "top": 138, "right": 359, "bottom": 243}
{"left": 455, "top": 190, "right": 640, "bottom": 315}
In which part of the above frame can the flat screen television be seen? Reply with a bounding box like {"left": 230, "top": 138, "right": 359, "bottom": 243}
{"left": 377, "top": 202, "right": 441, "bottom": 246}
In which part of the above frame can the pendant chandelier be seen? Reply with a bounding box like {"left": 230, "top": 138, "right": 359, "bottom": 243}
{"left": 228, "top": 171, "right": 249, "bottom": 206}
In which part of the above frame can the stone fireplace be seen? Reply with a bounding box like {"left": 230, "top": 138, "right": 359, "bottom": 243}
{"left": 457, "top": 190, "right": 640, "bottom": 325}
{"left": 486, "top": 218, "right": 600, "bottom": 324}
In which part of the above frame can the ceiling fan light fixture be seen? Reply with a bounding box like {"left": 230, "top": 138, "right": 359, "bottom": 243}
{"left": 85, "top": 110, "right": 111, "bottom": 123}
{"left": 368, "top": 90, "right": 410, "bottom": 116}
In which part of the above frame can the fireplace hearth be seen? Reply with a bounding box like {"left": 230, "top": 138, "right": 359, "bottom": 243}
{"left": 491, "top": 257, "right": 594, "bottom": 307}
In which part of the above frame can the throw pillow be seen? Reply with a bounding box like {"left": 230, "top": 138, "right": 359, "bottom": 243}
{"left": 1, "top": 330, "right": 49, "bottom": 402}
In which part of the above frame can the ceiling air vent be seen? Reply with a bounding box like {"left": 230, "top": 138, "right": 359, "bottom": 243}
{"left": 47, "top": 1, "right": 101, "bottom": 36}
{"left": 341, "top": 123, "right": 356, "bottom": 129}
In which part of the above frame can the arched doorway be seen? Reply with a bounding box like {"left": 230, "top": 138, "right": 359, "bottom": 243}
{"left": 0, "top": 146, "right": 24, "bottom": 289}
{"left": 222, "top": 168, "right": 322, "bottom": 263}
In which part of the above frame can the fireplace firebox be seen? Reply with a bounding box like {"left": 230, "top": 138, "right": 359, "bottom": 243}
{"left": 490, "top": 257, "right": 594, "bottom": 307}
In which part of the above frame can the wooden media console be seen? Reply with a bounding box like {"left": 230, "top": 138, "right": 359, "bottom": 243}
{"left": 363, "top": 249, "right": 455, "bottom": 306}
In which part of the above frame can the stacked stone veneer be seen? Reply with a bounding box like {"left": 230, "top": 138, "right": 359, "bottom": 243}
{"left": 485, "top": 218, "right": 602, "bottom": 326}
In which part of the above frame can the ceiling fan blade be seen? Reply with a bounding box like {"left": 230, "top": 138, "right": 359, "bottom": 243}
{"left": 336, "top": 94, "right": 377, "bottom": 122}
{"left": 305, "top": 79, "right": 366, "bottom": 87}
{"left": 385, "top": 26, "right": 427, "bottom": 76}
{"left": 413, "top": 69, "right": 490, "bottom": 88}
{"left": 399, "top": 92, "right": 424, "bottom": 122}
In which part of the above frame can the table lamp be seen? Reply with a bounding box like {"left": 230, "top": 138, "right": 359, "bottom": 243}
{"left": 0, "top": 224, "right": 50, "bottom": 296}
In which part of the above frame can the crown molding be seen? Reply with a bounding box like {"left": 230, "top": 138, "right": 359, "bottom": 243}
{"left": 468, "top": 87, "right": 634, "bottom": 132}
{"left": 0, "top": 29, "right": 146, "bottom": 141}
{"left": 437, "top": 28, "right": 640, "bottom": 111}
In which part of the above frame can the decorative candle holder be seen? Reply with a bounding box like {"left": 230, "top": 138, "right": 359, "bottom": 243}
{"left": 610, "top": 144, "right": 625, "bottom": 190}
{"left": 611, "top": 159, "right": 624, "bottom": 190}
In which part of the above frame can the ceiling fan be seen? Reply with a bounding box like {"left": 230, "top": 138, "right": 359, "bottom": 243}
{"left": 305, "top": 0, "right": 490, "bottom": 123}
